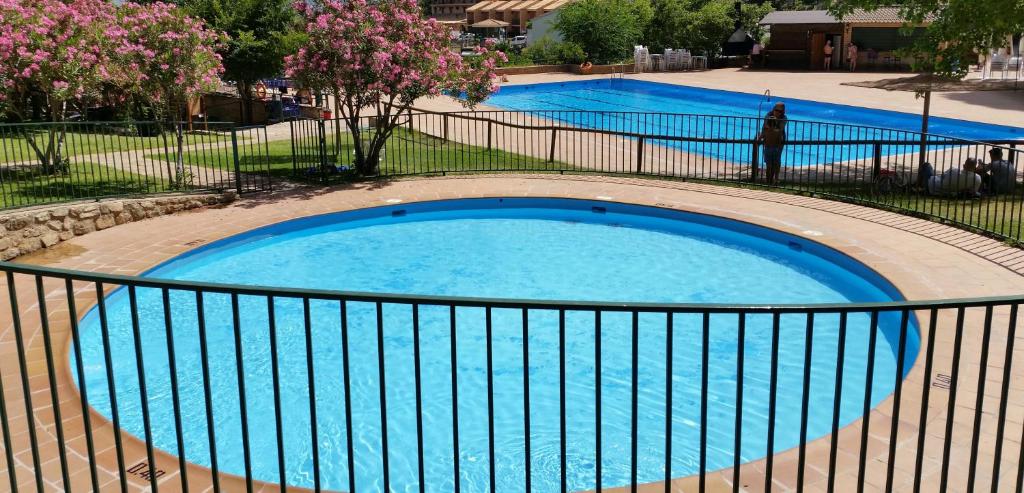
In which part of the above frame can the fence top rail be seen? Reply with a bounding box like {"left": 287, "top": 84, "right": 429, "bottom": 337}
{"left": 3, "top": 261, "right": 1023, "bottom": 313}
{"left": 0, "top": 120, "right": 237, "bottom": 128}
{"left": 398, "top": 107, "right": 1024, "bottom": 150}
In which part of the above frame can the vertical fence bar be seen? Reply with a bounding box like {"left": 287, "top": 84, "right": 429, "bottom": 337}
{"left": 486, "top": 307, "right": 497, "bottom": 493}
{"left": 231, "top": 127, "right": 242, "bottom": 195}
{"left": 991, "top": 304, "right": 1019, "bottom": 491}
{"left": 450, "top": 305, "right": 461, "bottom": 493}
{"left": 595, "top": 310, "right": 603, "bottom": 493}
{"left": 303, "top": 298, "right": 322, "bottom": 492}
{"left": 884, "top": 310, "right": 911, "bottom": 492}
{"left": 33, "top": 276, "right": 71, "bottom": 492}
{"left": 664, "top": 312, "right": 674, "bottom": 493}
{"left": 375, "top": 302, "right": 391, "bottom": 492}
{"left": 95, "top": 281, "right": 128, "bottom": 493}
{"left": 630, "top": 311, "right": 640, "bottom": 493}
{"left": 827, "top": 311, "right": 850, "bottom": 493}
{"left": 560, "top": 309, "right": 568, "bottom": 493}
{"left": 797, "top": 313, "right": 815, "bottom": 491}
{"left": 128, "top": 286, "right": 159, "bottom": 493}
{"left": 230, "top": 293, "right": 254, "bottom": 493}
{"left": 699, "top": 312, "right": 710, "bottom": 493}
{"left": 856, "top": 311, "right": 880, "bottom": 493}
{"left": 5, "top": 272, "right": 44, "bottom": 493}
{"left": 267, "top": 296, "right": 287, "bottom": 493}
{"left": 966, "top": 306, "right": 994, "bottom": 493}
{"left": 939, "top": 307, "right": 967, "bottom": 493}
{"left": 341, "top": 301, "right": 358, "bottom": 493}
{"left": 522, "top": 308, "right": 532, "bottom": 493}
{"left": 765, "top": 312, "right": 782, "bottom": 491}
{"left": 195, "top": 291, "right": 221, "bottom": 493}
{"left": 733, "top": 312, "right": 746, "bottom": 493}
{"left": 913, "top": 309, "right": 940, "bottom": 493}
{"left": 0, "top": 332, "right": 17, "bottom": 492}
{"left": 160, "top": 288, "right": 189, "bottom": 493}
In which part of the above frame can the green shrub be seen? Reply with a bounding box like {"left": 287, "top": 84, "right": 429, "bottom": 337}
{"left": 555, "top": 0, "right": 651, "bottom": 64}
{"left": 522, "top": 37, "right": 587, "bottom": 65}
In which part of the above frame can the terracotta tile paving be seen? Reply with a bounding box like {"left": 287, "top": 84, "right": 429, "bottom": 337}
{"left": 1, "top": 175, "right": 1023, "bottom": 492}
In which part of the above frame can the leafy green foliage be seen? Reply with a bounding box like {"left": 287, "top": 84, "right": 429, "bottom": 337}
{"left": 644, "top": 0, "right": 735, "bottom": 56}
{"left": 185, "top": 0, "right": 303, "bottom": 92}
{"left": 555, "top": 0, "right": 652, "bottom": 64}
{"left": 522, "top": 37, "right": 587, "bottom": 65}
{"left": 825, "top": 0, "right": 1024, "bottom": 77}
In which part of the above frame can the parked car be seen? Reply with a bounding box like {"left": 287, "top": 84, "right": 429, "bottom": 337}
{"left": 510, "top": 35, "right": 527, "bottom": 49}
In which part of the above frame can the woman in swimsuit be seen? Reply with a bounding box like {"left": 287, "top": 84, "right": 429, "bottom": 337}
{"left": 823, "top": 40, "right": 833, "bottom": 71}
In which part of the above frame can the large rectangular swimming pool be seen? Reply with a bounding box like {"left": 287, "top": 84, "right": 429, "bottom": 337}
{"left": 484, "top": 79, "right": 1024, "bottom": 166}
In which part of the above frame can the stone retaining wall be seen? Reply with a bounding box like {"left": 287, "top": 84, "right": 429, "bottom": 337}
{"left": 0, "top": 192, "right": 236, "bottom": 261}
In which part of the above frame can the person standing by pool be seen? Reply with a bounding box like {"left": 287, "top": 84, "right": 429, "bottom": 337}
{"left": 750, "top": 41, "right": 763, "bottom": 68}
{"left": 847, "top": 42, "right": 858, "bottom": 71}
{"left": 823, "top": 40, "right": 834, "bottom": 71}
{"left": 758, "top": 102, "right": 787, "bottom": 185}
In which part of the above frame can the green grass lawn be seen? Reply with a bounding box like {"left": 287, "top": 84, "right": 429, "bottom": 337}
{"left": 0, "top": 126, "right": 230, "bottom": 162}
{"left": 159, "top": 127, "right": 569, "bottom": 180}
{"left": 0, "top": 162, "right": 171, "bottom": 209}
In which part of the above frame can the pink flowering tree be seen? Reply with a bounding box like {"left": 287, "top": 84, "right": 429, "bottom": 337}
{"left": 0, "top": 0, "right": 118, "bottom": 172}
{"left": 115, "top": 2, "right": 225, "bottom": 186}
{"left": 285, "top": 0, "right": 504, "bottom": 175}
{"left": 0, "top": 0, "right": 224, "bottom": 176}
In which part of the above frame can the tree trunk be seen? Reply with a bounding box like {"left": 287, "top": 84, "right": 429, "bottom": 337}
{"left": 175, "top": 121, "right": 187, "bottom": 188}
{"left": 918, "top": 88, "right": 931, "bottom": 168}
{"left": 237, "top": 81, "right": 251, "bottom": 125}
{"left": 24, "top": 99, "right": 68, "bottom": 174}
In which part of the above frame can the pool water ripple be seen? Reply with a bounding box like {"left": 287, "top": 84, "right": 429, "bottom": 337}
{"left": 72, "top": 198, "right": 918, "bottom": 492}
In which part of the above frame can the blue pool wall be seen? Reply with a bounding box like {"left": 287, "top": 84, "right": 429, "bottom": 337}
{"left": 139, "top": 197, "right": 921, "bottom": 370}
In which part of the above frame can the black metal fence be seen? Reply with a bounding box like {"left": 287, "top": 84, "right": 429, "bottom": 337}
{"left": 0, "top": 121, "right": 274, "bottom": 209}
{"left": 0, "top": 262, "right": 1023, "bottom": 492}
{"left": 292, "top": 110, "right": 1023, "bottom": 243}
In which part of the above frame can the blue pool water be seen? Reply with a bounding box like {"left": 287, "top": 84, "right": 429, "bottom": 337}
{"left": 73, "top": 198, "right": 919, "bottom": 492}
{"left": 486, "top": 79, "right": 1024, "bottom": 165}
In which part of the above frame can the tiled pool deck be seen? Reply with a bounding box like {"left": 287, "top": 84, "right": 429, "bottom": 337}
{"left": 2, "top": 175, "right": 1024, "bottom": 492}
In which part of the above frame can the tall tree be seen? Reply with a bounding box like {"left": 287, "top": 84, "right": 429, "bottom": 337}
{"left": 186, "top": 0, "right": 303, "bottom": 123}
{"left": 285, "top": 0, "right": 503, "bottom": 175}
{"left": 825, "top": 0, "right": 1024, "bottom": 78}
{"left": 556, "top": 0, "right": 653, "bottom": 64}
{"left": 645, "top": 0, "right": 754, "bottom": 56}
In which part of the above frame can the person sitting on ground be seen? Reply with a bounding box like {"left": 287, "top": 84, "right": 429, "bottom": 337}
{"left": 921, "top": 158, "right": 983, "bottom": 197}
{"left": 977, "top": 148, "right": 1017, "bottom": 194}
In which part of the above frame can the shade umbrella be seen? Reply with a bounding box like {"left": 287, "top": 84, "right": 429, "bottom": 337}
{"left": 843, "top": 73, "right": 958, "bottom": 166}
{"left": 470, "top": 18, "right": 511, "bottom": 28}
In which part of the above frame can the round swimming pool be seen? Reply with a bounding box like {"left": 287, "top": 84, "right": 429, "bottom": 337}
{"left": 72, "top": 198, "right": 919, "bottom": 492}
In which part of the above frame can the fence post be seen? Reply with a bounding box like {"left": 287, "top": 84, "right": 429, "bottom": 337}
{"left": 549, "top": 128, "right": 558, "bottom": 163}
{"left": 487, "top": 121, "right": 493, "bottom": 150}
{"left": 1010, "top": 143, "right": 1017, "bottom": 165}
{"left": 636, "top": 136, "right": 645, "bottom": 174}
{"left": 318, "top": 119, "right": 329, "bottom": 174}
{"left": 443, "top": 115, "right": 449, "bottom": 142}
{"left": 230, "top": 126, "right": 242, "bottom": 195}
{"left": 289, "top": 119, "right": 298, "bottom": 175}
{"left": 750, "top": 140, "right": 760, "bottom": 182}
{"left": 872, "top": 142, "right": 883, "bottom": 178}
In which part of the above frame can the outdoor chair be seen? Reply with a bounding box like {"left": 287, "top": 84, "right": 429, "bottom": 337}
{"left": 663, "top": 49, "right": 683, "bottom": 70}
{"left": 634, "top": 47, "right": 652, "bottom": 72}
